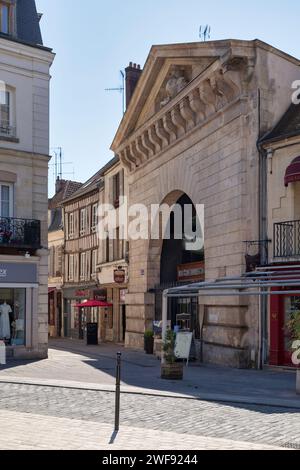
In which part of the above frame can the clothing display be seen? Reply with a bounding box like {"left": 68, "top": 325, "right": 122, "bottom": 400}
{"left": 0, "top": 302, "right": 12, "bottom": 340}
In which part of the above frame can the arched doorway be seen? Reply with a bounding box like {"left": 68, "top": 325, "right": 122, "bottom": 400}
{"left": 149, "top": 192, "right": 204, "bottom": 338}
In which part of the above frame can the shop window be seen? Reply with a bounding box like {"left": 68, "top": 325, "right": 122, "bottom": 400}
{"left": 0, "top": 288, "right": 26, "bottom": 346}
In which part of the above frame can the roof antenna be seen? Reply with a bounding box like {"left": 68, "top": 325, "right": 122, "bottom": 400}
{"left": 105, "top": 70, "right": 125, "bottom": 115}
{"left": 199, "top": 25, "right": 211, "bottom": 42}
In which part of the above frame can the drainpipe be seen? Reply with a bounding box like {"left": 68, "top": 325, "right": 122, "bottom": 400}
{"left": 257, "top": 88, "right": 269, "bottom": 369}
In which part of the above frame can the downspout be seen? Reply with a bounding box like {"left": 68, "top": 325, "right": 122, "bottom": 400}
{"left": 257, "top": 88, "right": 268, "bottom": 369}
{"left": 161, "top": 289, "right": 169, "bottom": 365}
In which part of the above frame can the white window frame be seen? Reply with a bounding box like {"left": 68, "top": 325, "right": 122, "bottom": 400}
{"left": 92, "top": 249, "right": 97, "bottom": 276}
{"left": 80, "top": 252, "right": 86, "bottom": 281}
{"left": 80, "top": 208, "right": 87, "bottom": 236}
{"left": 0, "top": 3, "right": 10, "bottom": 35}
{"left": 69, "top": 254, "right": 74, "bottom": 282}
{"left": 0, "top": 182, "right": 13, "bottom": 218}
{"left": 91, "top": 204, "right": 98, "bottom": 232}
{"left": 69, "top": 213, "right": 74, "bottom": 240}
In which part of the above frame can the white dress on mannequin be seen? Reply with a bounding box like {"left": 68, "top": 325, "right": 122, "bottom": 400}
{"left": 0, "top": 302, "right": 12, "bottom": 340}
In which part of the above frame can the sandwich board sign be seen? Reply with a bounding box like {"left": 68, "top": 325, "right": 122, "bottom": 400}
{"left": 174, "top": 332, "right": 193, "bottom": 366}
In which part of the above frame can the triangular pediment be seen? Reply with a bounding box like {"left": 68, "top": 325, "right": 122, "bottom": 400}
{"left": 111, "top": 41, "right": 239, "bottom": 151}
{"left": 135, "top": 58, "right": 215, "bottom": 129}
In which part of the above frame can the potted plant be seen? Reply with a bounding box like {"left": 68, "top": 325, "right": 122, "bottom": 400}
{"left": 161, "top": 329, "right": 183, "bottom": 380}
{"left": 144, "top": 329, "right": 154, "bottom": 355}
{"left": 287, "top": 310, "right": 300, "bottom": 394}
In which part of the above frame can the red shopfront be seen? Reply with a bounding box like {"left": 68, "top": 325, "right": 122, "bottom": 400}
{"left": 269, "top": 266, "right": 300, "bottom": 367}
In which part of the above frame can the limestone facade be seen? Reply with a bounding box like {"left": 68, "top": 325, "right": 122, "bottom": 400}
{"left": 111, "top": 40, "right": 300, "bottom": 367}
{"left": 0, "top": 18, "right": 54, "bottom": 358}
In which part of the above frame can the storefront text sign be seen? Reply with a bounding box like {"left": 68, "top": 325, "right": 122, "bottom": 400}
{"left": 75, "top": 290, "right": 90, "bottom": 299}
{"left": 94, "top": 290, "right": 107, "bottom": 301}
{"left": 0, "top": 263, "right": 37, "bottom": 284}
{"left": 177, "top": 261, "right": 205, "bottom": 282}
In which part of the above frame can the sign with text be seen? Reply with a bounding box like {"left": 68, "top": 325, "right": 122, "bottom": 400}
{"left": 177, "top": 261, "right": 205, "bottom": 282}
{"left": 174, "top": 332, "right": 193, "bottom": 360}
{"left": 0, "top": 262, "right": 37, "bottom": 284}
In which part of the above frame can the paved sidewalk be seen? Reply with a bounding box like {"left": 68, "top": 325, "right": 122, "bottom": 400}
{"left": 0, "top": 409, "right": 283, "bottom": 450}
{"left": 0, "top": 338, "right": 299, "bottom": 409}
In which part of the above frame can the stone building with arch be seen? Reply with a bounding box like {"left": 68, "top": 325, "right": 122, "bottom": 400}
{"left": 111, "top": 40, "right": 300, "bottom": 367}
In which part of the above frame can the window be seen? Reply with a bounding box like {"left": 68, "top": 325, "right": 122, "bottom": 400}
{"left": 92, "top": 204, "right": 98, "bottom": 232}
{"left": 0, "top": 3, "right": 9, "bottom": 34}
{"left": 92, "top": 250, "right": 97, "bottom": 276}
{"left": 0, "top": 90, "right": 10, "bottom": 135}
{"left": 112, "top": 170, "right": 124, "bottom": 208}
{"left": 0, "top": 182, "right": 12, "bottom": 217}
{"left": 113, "top": 227, "right": 120, "bottom": 261}
{"left": 80, "top": 208, "right": 87, "bottom": 236}
{"left": 69, "top": 255, "right": 74, "bottom": 281}
{"left": 80, "top": 252, "right": 86, "bottom": 281}
{"left": 106, "top": 236, "right": 110, "bottom": 263}
{"left": 69, "top": 213, "right": 74, "bottom": 239}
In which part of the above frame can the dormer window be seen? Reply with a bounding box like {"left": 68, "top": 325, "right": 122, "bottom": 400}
{"left": 0, "top": 3, "right": 9, "bottom": 34}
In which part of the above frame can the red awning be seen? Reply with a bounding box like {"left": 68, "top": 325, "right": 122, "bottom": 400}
{"left": 48, "top": 287, "right": 56, "bottom": 294}
{"left": 75, "top": 300, "right": 113, "bottom": 308}
{"left": 285, "top": 156, "right": 300, "bottom": 186}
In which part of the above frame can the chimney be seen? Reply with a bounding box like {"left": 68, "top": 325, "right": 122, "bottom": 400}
{"left": 55, "top": 177, "right": 66, "bottom": 194}
{"left": 125, "top": 62, "right": 142, "bottom": 108}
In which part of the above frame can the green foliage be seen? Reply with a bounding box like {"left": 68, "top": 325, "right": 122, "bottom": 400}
{"left": 287, "top": 310, "right": 300, "bottom": 346}
{"left": 163, "top": 329, "right": 176, "bottom": 364}
{"left": 144, "top": 329, "right": 154, "bottom": 339}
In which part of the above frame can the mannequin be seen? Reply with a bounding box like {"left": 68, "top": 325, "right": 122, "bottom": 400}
{"left": 0, "top": 301, "right": 12, "bottom": 340}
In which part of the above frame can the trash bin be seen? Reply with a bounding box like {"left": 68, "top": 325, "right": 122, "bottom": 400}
{"left": 0, "top": 341, "right": 6, "bottom": 365}
{"left": 86, "top": 323, "right": 98, "bottom": 346}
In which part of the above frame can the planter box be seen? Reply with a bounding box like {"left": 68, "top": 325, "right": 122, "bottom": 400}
{"left": 161, "top": 362, "right": 183, "bottom": 380}
{"left": 297, "top": 370, "right": 300, "bottom": 395}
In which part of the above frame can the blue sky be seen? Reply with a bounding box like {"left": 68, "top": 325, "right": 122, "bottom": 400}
{"left": 35, "top": 0, "right": 300, "bottom": 195}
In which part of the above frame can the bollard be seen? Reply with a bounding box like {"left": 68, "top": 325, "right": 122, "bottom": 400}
{"left": 114, "top": 352, "right": 121, "bottom": 432}
{"left": 0, "top": 341, "right": 6, "bottom": 365}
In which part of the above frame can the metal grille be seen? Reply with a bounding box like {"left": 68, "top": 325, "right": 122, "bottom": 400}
{"left": 0, "top": 217, "right": 41, "bottom": 250}
{"left": 274, "top": 220, "right": 300, "bottom": 258}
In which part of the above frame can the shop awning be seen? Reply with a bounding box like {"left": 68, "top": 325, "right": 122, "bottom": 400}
{"left": 284, "top": 156, "right": 300, "bottom": 186}
{"left": 48, "top": 287, "right": 56, "bottom": 294}
{"left": 75, "top": 300, "right": 113, "bottom": 308}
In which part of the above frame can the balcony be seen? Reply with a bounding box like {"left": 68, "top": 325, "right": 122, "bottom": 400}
{"left": 0, "top": 217, "right": 41, "bottom": 250}
{"left": 274, "top": 220, "right": 300, "bottom": 259}
{"left": 0, "top": 121, "right": 16, "bottom": 139}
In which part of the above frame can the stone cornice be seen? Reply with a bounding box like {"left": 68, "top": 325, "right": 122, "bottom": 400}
{"left": 0, "top": 147, "right": 51, "bottom": 163}
{"left": 116, "top": 59, "right": 246, "bottom": 173}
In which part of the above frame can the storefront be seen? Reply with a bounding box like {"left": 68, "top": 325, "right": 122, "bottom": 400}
{"left": 63, "top": 287, "right": 110, "bottom": 340}
{"left": 0, "top": 262, "right": 38, "bottom": 351}
{"left": 269, "top": 265, "right": 300, "bottom": 367}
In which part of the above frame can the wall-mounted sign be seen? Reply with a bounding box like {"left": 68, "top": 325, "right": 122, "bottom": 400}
{"left": 177, "top": 261, "right": 205, "bottom": 282}
{"left": 114, "top": 269, "right": 126, "bottom": 284}
{"left": 75, "top": 290, "right": 90, "bottom": 299}
{"left": 94, "top": 289, "right": 107, "bottom": 302}
{"left": 0, "top": 262, "right": 37, "bottom": 284}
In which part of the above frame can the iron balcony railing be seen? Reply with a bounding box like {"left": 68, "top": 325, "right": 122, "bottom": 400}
{"left": 274, "top": 220, "right": 300, "bottom": 258}
{"left": 0, "top": 217, "right": 41, "bottom": 250}
{"left": 0, "top": 121, "right": 16, "bottom": 138}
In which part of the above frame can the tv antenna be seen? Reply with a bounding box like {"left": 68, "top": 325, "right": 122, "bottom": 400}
{"left": 49, "top": 147, "right": 75, "bottom": 187}
{"left": 105, "top": 70, "right": 125, "bottom": 115}
{"left": 199, "top": 25, "right": 211, "bottom": 42}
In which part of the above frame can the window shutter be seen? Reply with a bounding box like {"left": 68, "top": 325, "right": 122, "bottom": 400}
{"left": 86, "top": 251, "right": 91, "bottom": 281}
{"left": 64, "top": 210, "right": 69, "bottom": 240}
{"left": 74, "top": 253, "right": 79, "bottom": 282}
{"left": 86, "top": 205, "right": 91, "bottom": 235}
{"left": 65, "top": 254, "right": 68, "bottom": 282}
{"left": 120, "top": 169, "right": 125, "bottom": 198}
